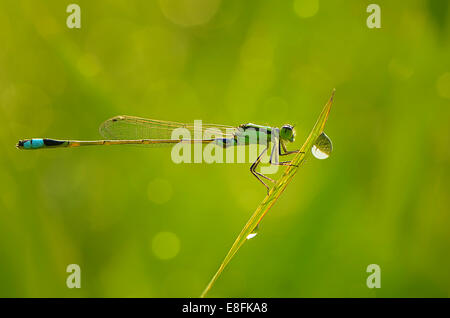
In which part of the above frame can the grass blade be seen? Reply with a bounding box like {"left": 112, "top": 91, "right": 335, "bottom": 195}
{"left": 200, "top": 89, "right": 335, "bottom": 298}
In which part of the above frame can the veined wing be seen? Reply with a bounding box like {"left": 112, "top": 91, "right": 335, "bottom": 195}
{"left": 99, "top": 115, "right": 237, "bottom": 140}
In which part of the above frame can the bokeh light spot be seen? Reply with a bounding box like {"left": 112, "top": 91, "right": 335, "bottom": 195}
{"left": 436, "top": 72, "right": 450, "bottom": 99}
{"left": 159, "top": 0, "right": 221, "bottom": 26}
{"left": 147, "top": 178, "right": 173, "bottom": 204}
{"left": 388, "top": 59, "right": 414, "bottom": 80}
{"left": 152, "top": 231, "right": 180, "bottom": 260}
{"left": 77, "top": 53, "right": 101, "bottom": 78}
{"left": 293, "top": 0, "right": 319, "bottom": 18}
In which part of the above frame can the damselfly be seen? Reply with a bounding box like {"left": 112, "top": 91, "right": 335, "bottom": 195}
{"left": 16, "top": 115, "right": 305, "bottom": 192}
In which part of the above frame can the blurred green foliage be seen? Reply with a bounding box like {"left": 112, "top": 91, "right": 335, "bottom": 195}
{"left": 0, "top": 0, "right": 449, "bottom": 297}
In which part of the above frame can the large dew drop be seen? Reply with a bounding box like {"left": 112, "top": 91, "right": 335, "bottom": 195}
{"left": 311, "top": 132, "right": 332, "bottom": 160}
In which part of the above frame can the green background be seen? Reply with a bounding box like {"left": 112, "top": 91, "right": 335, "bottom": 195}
{"left": 0, "top": 0, "right": 449, "bottom": 297}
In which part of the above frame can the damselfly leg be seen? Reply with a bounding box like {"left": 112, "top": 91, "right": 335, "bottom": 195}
{"left": 250, "top": 147, "right": 276, "bottom": 194}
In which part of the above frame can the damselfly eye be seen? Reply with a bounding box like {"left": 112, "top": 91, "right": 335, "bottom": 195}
{"left": 280, "top": 124, "right": 295, "bottom": 142}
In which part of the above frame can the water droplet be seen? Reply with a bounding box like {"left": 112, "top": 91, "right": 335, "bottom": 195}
{"left": 311, "top": 132, "right": 332, "bottom": 160}
{"left": 147, "top": 178, "right": 173, "bottom": 204}
{"left": 151, "top": 231, "right": 180, "bottom": 260}
{"left": 246, "top": 225, "right": 259, "bottom": 240}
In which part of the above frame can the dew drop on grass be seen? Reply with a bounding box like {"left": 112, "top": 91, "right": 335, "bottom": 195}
{"left": 246, "top": 225, "right": 259, "bottom": 240}
{"left": 311, "top": 132, "right": 332, "bottom": 159}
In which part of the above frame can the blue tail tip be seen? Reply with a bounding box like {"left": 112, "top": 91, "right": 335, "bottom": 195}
{"left": 16, "top": 138, "right": 45, "bottom": 149}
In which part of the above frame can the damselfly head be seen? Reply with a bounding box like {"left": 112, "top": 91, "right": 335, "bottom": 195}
{"left": 280, "top": 124, "right": 295, "bottom": 142}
